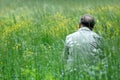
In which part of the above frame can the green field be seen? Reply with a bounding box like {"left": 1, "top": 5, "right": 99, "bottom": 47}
{"left": 0, "top": 0, "right": 120, "bottom": 80}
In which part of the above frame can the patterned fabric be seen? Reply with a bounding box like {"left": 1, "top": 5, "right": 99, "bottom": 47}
{"left": 62, "top": 27, "right": 102, "bottom": 71}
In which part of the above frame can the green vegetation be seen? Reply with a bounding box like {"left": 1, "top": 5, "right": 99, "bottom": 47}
{"left": 0, "top": 0, "right": 120, "bottom": 80}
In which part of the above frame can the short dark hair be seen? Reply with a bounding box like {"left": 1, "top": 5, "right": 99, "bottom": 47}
{"left": 80, "top": 14, "right": 95, "bottom": 29}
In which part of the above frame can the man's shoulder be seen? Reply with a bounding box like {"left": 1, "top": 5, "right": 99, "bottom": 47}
{"left": 66, "top": 31, "right": 79, "bottom": 39}
{"left": 65, "top": 31, "right": 79, "bottom": 45}
{"left": 91, "top": 31, "right": 101, "bottom": 38}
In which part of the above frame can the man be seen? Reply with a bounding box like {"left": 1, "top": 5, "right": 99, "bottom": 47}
{"left": 62, "top": 14, "right": 102, "bottom": 72}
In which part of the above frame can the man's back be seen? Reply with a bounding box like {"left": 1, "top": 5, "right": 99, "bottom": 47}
{"left": 63, "top": 27, "right": 101, "bottom": 71}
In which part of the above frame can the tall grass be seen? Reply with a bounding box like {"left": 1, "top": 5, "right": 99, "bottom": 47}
{"left": 0, "top": 0, "right": 120, "bottom": 80}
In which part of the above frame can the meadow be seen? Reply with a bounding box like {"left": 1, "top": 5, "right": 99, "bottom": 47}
{"left": 0, "top": 0, "right": 120, "bottom": 80}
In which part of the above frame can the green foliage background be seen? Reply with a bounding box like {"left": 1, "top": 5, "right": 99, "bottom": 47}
{"left": 0, "top": 0, "right": 120, "bottom": 80}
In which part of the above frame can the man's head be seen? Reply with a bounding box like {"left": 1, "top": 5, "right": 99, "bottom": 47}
{"left": 79, "top": 14, "right": 95, "bottom": 30}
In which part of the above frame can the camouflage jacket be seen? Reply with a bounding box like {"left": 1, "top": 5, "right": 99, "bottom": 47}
{"left": 62, "top": 27, "right": 102, "bottom": 71}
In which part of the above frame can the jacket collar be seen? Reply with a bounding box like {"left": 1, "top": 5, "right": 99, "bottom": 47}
{"left": 78, "top": 27, "right": 91, "bottom": 31}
